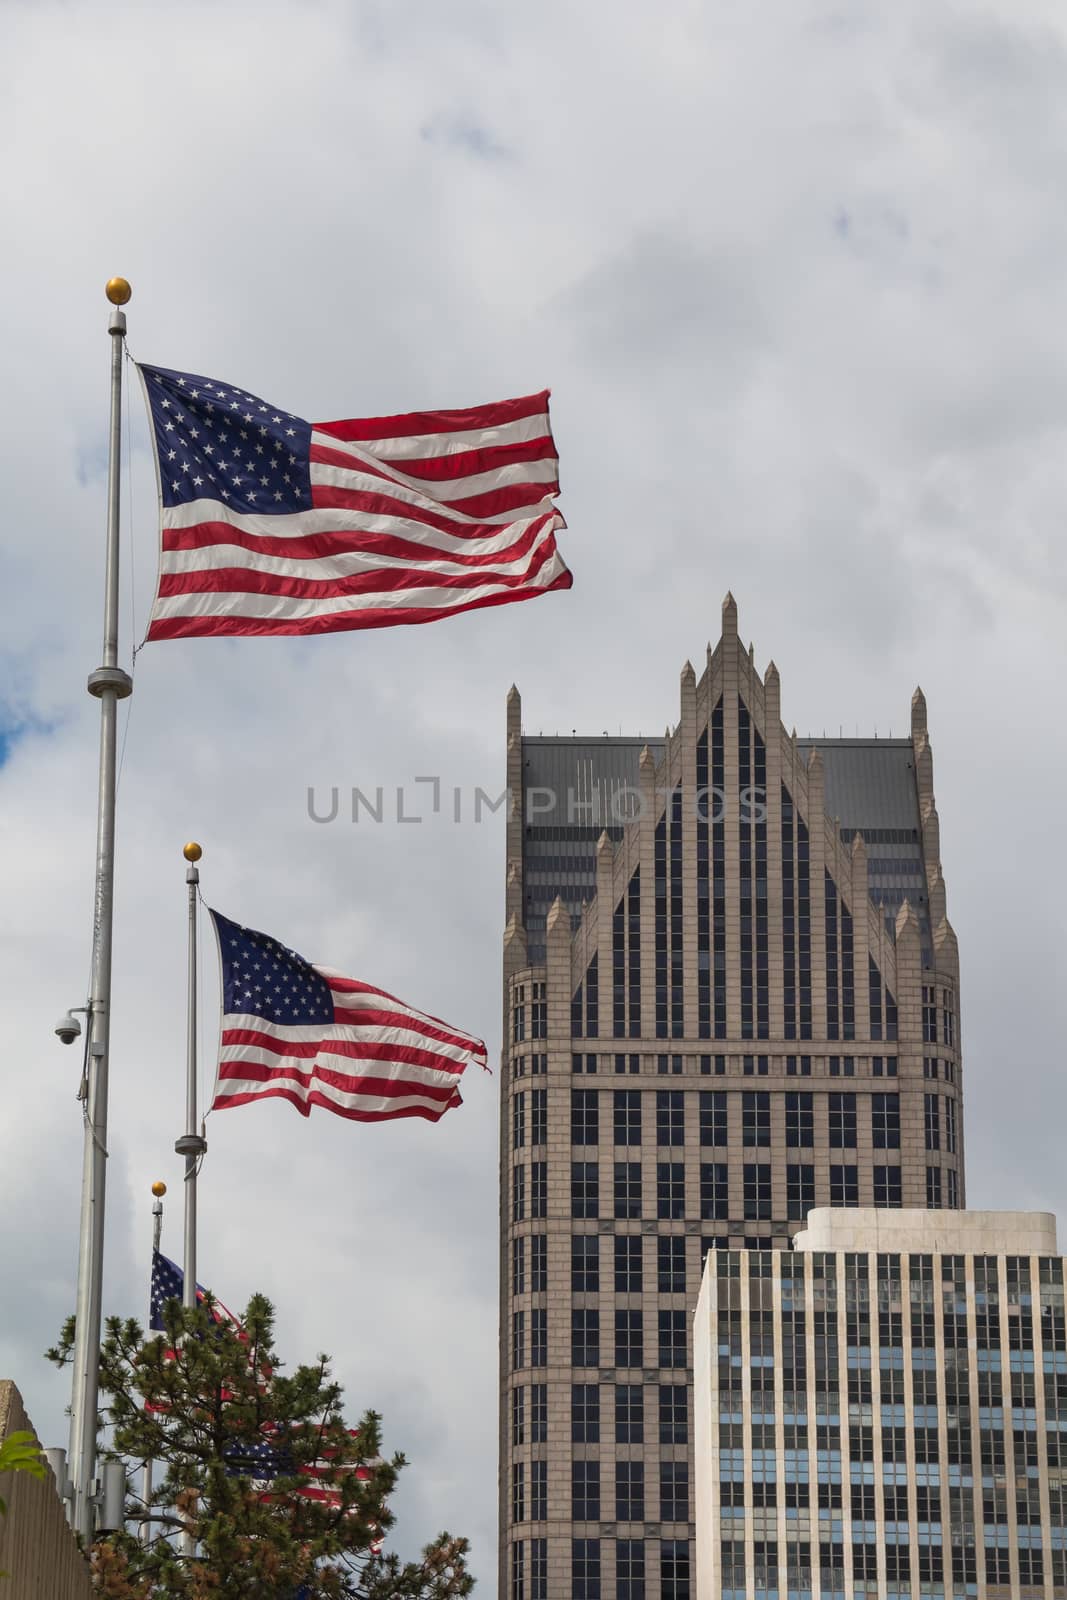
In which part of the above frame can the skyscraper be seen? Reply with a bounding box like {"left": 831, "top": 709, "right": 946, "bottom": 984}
{"left": 694, "top": 1210, "right": 1066, "bottom": 1598}
{"left": 500, "top": 595, "right": 964, "bottom": 1599}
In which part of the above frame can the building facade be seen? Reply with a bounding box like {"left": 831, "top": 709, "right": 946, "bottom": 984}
{"left": 499, "top": 596, "right": 964, "bottom": 1599}
{"left": 694, "top": 1211, "right": 1067, "bottom": 1599}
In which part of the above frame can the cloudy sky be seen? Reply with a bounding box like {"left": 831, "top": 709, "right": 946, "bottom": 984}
{"left": 3, "top": 0, "right": 1067, "bottom": 1585}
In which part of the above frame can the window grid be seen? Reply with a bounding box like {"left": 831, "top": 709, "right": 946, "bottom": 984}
{"left": 829, "top": 1164, "right": 858, "bottom": 1207}
{"left": 615, "top": 1235, "right": 643, "bottom": 1294}
{"left": 615, "top": 1383, "right": 644, "bottom": 1444}
{"left": 742, "top": 1089, "right": 771, "bottom": 1146}
{"left": 615, "top": 1309, "right": 644, "bottom": 1369}
{"left": 572, "top": 1162, "right": 599, "bottom": 1219}
{"left": 656, "top": 1089, "right": 685, "bottom": 1147}
{"left": 571, "top": 1087, "right": 599, "bottom": 1146}
{"left": 614, "top": 1090, "right": 641, "bottom": 1147}
{"left": 572, "top": 1234, "right": 599, "bottom": 1294}
{"left": 657, "top": 1161, "right": 686, "bottom": 1220}
{"left": 614, "top": 1162, "right": 642, "bottom": 1220}
{"left": 572, "top": 1383, "right": 600, "bottom": 1444}
{"left": 658, "top": 1235, "right": 687, "bottom": 1294}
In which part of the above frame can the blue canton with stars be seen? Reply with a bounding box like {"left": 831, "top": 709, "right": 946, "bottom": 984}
{"left": 149, "top": 1249, "right": 218, "bottom": 1329}
{"left": 221, "top": 1436, "right": 293, "bottom": 1478}
{"left": 149, "top": 1249, "right": 190, "bottom": 1330}
{"left": 211, "top": 910, "right": 334, "bottom": 1027}
{"left": 141, "top": 364, "right": 313, "bottom": 516}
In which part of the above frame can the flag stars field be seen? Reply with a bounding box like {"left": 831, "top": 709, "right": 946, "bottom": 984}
{"left": 145, "top": 368, "right": 314, "bottom": 517}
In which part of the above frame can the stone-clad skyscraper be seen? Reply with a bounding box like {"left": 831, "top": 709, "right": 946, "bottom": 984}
{"left": 500, "top": 596, "right": 964, "bottom": 1599}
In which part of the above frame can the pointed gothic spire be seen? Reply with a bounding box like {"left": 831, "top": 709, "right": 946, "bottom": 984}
{"left": 895, "top": 898, "right": 920, "bottom": 942}
{"left": 721, "top": 591, "right": 738, "bottom": 641}
{"left": 680, "top": 659, "right": 696, "bottom": 736}
{"left": 546, "top": 893, "right": 568, "bottom": 932}
{"left": 933, "top": 916, "right": 960, "bottom": 978}
{"left": 506, "top": 683, "right": 522, "bottom": 737}
{"left": 928, "top": 871, "right": 947, "bottom": 927}
{"left": 911, "top": 686, "right": 927, "bottom": 739}
{"left": 764, "top": 659, "right": 780, "bottom": 721}
{"left": 546, "top": 895, "right": 571, "bottom": 965}
{"left": 639, "top": 743, "right": 657, "bottom": 812}
{"left": 920, "top": 798, "right": 941, "bottom": 870}
{"left": 806, "top": 748, "right": 824, "bottom": 834}
{"left": 502, "top": 914, "right": 528, "bottom": 972}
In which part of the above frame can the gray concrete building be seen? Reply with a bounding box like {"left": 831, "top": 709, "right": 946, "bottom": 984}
{"left": 694, "top": 1211, "right": 1067, "bottom": 1599}
{"left": 500, "top": 596, "right": 964, "bottom": 1599}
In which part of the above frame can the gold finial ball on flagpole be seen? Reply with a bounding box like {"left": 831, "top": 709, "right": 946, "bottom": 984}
{"left": 183, "top": 842, "right": 203, "bottom": 862}
{"left": 105, "top": 277, "right": 132, "bottom": 305}
{"left": 151, "top": 1181, "right": 167, "bottom": 1197}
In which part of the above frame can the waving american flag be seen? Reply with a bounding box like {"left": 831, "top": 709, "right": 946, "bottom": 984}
{"left": 209, "top": 910, "right": 486, "bottom": 1124}
{"left": 147, "top": 1252, "right": 377, "bottom": 1521}
{"left": 149, "top": 1249, "right": 243, "bottom": 1333}
{"left": 138, "top": 363, "right": 570, "bottom": 639}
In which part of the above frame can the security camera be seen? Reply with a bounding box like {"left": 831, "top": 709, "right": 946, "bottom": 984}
{"left": 55, "top": 1012, "right": 82, "bottom": 1046}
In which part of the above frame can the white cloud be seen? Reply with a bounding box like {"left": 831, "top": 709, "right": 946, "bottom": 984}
{"left": 3, "top": 0, "right": 1067, "bottom": 1584}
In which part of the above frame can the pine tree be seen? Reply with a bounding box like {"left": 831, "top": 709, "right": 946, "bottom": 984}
{"left": 47, "top": 1295, "right": 473, "bottom": 1600}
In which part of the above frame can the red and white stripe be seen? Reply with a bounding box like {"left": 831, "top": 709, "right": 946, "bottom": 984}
{"left": 253, "top": 1426, "right": 387, "bottom": 1547}
{"left": 212, "top": 972, "right": 487, "bottom": 1124}
{"left": 145, "top": 1295, "right": 266, "bottom": 1413}
{"left": 147, "top": 393, "right": 570, "bottom": 639}
{"left": 253, "top": 1426, "right": 378, "bottom": 1512}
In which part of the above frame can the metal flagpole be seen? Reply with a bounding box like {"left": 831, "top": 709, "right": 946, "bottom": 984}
{"left": 178, "top": 841, "right": 206, "bottom": 1309}
{"left": 140, "top": 1181, "right": 166, "bottom": 1546}
{"left": 69, "top": 278, "right": 135, "bottom": 1542}
{"left": 177, "top": 842, "right": 206, "bottom": 1560}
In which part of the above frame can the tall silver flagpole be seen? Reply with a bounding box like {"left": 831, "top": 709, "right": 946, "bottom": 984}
{"left": 178, "top": 842, "right": 206, "bottom": 1308}
{"left": 177, "top": 842, "right": 206, "bottom": 1561}
{"left": 140, "top": 1181, "right": 166, "bottom": 1546}
{"left": 69, "top": 278, "right": 135, "bottom": 1542}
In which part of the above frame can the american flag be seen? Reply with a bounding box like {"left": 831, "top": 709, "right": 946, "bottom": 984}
{"left": 244, "top": 1427, "right": 377, "bottom": 1515}
{"left": 209, "top": 910, "right": 487, "bottom": 1123}
{"left": 146, "top": 1249, "right": 250, "bottom": 1412}
{"left": 220, "top": 1427, "right": 373, "bottom": 1504}
{"left": 149, "top": 1249, "right": 243, "bottom": 1333}
{"left": 148, "top": 1253, "right": 376, "bottom": 1520}
{"left": 138, "top": 363, "right": 570, "bottom": 639}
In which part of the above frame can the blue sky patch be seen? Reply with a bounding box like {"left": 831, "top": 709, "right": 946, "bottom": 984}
{"left": 0, "top": 711, "right": 57, "bottom": 769}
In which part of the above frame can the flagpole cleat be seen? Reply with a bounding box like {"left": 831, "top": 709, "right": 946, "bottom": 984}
{"left": 87, "top": 666, "right": 133, "bottom": 699}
